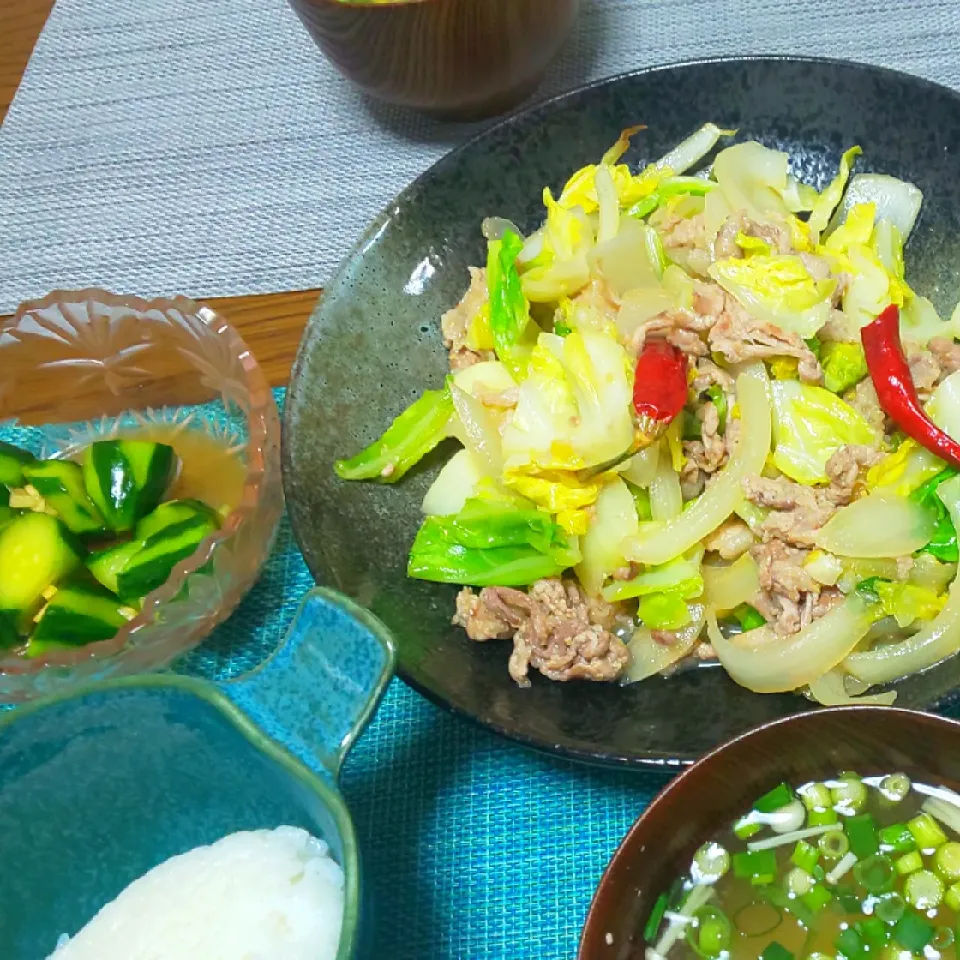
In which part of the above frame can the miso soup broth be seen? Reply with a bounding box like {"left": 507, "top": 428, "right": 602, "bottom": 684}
{"left": 643, "top": 774, "right": 960, "bottom": 960}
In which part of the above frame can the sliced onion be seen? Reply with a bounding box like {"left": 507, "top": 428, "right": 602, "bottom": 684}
{"left": 844, "top": 477, "right": 960, "bottom": 683}
{"left": 521, "top": 254, "right": 591, "bottom": 302}
{"left": 620, "top": 442, "right": 660, "bottom": 488}
{"left": 814, "top": 492, "right": 937, "bottom": 558}
{"left": 518, "top": 228, "right": 546, "bottom": 265}
{"left": 654, "top": 123, "right": 734, "bottom": 175}
{"left": 595, "top": 165, "right": 620, "bottom": 244}
{"left": 702, "top": 553, "right": 760, "bottom": 614}
{"left": 911, "top": 554, "right": 958, "bottom": 594}
{"left": 625, "top": 368, "right": 772, "bottom": 566}
{"left": 706, "top": 596, "right": 873, "bottom": 693}
{"left": 826, "top": 174, "right": 923, "bottom": 240}
{"left": 650, "top": 454, "right": 683, "bottom": 521}
{"left": 452, "top": 360, "right": 517, "bottom": 398}
{"left": 575, "top": 477, "right": 639, "bottom": 596}
{"left": 482, "top": 216, "right": 523, "bottom": 242}
{"left": 844, "top": 573, "right": 960, "bottom": 685}
{"left": 421, "top": 448, "right": 485, "bottom": 516}
{"left": 589, "top": 219, "right": 662, "bottom": 297}
{"left": 929, "top": 370, "right": 960, "bottom": 439}
{"left": 622, "top": 604, "right": 706, "bottom": 684}
{"left": 807, "top": 668, "right": 897, "bottom": 706}
{"left": 616, "top": 288, "right": 676, "bottom": 338}
{"left": 450, "top": 383, "right": 503, "bottom": 476}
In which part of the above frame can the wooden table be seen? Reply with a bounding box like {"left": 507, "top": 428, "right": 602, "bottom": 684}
{"left": 0, "top": 0, "right": 320, "bottom": 396}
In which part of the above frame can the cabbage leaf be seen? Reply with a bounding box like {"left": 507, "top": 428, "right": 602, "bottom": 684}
{"left": 408, "top": 496, "right": 580, "bottom": 587}
{"left": 336, "top": 386, "right": 453, "bottom": 482}
{"left": 486, "top": 229, "right": 532, "bottom": 369}
{"left": 501, "top": 330, "right": 635, "bottom": 473}
{"left": 708, "top": 254, "right": 836, "bottom": 338}
{"left": 821, "top": 341, "right": 868, "bottom": 394}
{"left": 770, "top": 380, "right": 878, "bottom": 484}
{"left": 808, "top": 145, "right": 861, "bottom": 235}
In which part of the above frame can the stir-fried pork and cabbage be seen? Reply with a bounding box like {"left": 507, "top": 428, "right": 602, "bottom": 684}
{"left": 336, "top": 123, "right": 960, "bottom": 704}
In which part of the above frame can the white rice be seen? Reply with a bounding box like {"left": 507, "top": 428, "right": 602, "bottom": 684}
{"left": 48, "top": 826, "right": 345, "bottom": 960}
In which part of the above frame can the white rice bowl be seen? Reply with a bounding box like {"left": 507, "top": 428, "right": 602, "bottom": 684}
{"left": 48, "top": 826, "right": 345, "bottom": 959}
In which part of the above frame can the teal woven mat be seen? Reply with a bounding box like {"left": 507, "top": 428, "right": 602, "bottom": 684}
{"left": 187, "top": 517, "right": 667, "bottom": 958}
{"left": 2, "top": 390, "right": 668, "bottom": 958}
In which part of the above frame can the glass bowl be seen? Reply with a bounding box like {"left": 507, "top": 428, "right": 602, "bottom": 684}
{"left": 0, "top": 289, "right": 283, "bottom": 702}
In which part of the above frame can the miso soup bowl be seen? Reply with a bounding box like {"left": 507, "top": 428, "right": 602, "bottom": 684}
{"left": 579, "top": 707, "right": 960, "bottom": 959}
{"left": 285, "top": 0, "right": 581, "bottom": 120}
{"left": 0, "top": 586, "right": 394, "bottom": 960}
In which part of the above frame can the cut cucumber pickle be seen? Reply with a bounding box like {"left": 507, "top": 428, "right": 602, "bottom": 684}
{"left": 82, "top": 440, "right": 177, "bottom": 531}
{"left": 86, "top": 540, "right": 143, "bottom": 598}
{"left": 0, "top": 440, "right": 36, "bottom": 487}
{"left": 0, "top": 611, "right": 19, "bottom": 648}
{"left": 0, "top": 513, "right": 81, "bottom": 614}
{"left": 135, "top": 499, "right": 220, "bottom": 541}
{"left": 22, "top": 460, "right": 105, "bottom": 535}
{"left": 117, "top": 515, "right": 219, "bottom": 599}
{"left": 31, "top": 583, "right": 128, "bottom": 649}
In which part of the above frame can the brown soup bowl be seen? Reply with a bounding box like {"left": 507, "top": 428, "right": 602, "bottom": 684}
{"left": 579, "top": 707, "right": 960, "bottom": 959}
{"left": 285, "top": 0, "right": 582, "bottom": 120}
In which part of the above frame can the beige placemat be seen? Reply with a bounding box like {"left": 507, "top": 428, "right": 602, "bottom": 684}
{"left": 1, "top": 0, "right": 959, "bottom": 312}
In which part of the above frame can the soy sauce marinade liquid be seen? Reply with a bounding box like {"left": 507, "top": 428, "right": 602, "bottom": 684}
{"left": 643, "top": 775, "right": 960, "bottom": 960}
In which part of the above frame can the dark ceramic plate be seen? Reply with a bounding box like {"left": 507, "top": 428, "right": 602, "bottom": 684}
{"left": 283, "top": 57, "right": 960, "bottom": 768}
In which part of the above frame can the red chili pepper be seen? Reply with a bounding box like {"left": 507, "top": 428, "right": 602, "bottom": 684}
{"left": 861, "top": 304, "right": 960, "bottom": 470}
{"left": 633, "top": 340, "right": 688, "bottom": 443}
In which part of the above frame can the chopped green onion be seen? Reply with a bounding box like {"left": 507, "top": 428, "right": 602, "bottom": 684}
{"left": 812, "top": 864, "right": 826, "bottom": 882}
{"left": 644, "top": 891, "right": 669, "bottom": 942}
{"left": 945, "top": 880, "right": 960, "bottom": 912}
{"left": 786, "top": 867, "right": 816, "bottom": 897}
{"left": 693, "top": 842, "right": 731, "bottom": 885}
{"left": 846, "top": 814, "right": 880, "bottom": 859}
{"left": 874, "top": 892, "right": 906, "bottom": 924}
{"left": 734, "top": 603, "right": 766, "bottom": 632}
{"left": 792, "top": 840, "right": 821, "bottom": 873}
{"left": 903, "top": 869, "right": 944, "bottom": 909}
{"left": 894, "top": 851, "right": 923, "bottom": 876}
{"left": 836, "top": 925, "right": 865, "bottom": 960}
{"left": 878, "top": 823, "right": 917, "bottom": 854}
{"left": 755, "top": 783, "right": 796, "bottom": 813}
{"left": 698, "top": 909, "right": 732, "bottom": 956}
{"left": 932, "top": 926, "right": 955, "bottom": 951}
{"left": 760, "top": 942, "right": 794, "bottom": 960}
{"left": 907, "top": 813, "right": 948, "bottom": 851}
{"left": 819, "top": 830, "right": 851, "bottom": 860}
{"left": 758, "top": 885, "right": 816, "bottom": 930}
{"left": 892, "top": 911, "right": 934, "bottom": 951}
{"left": 799, "top": 782, "right": 834, "bottom": 812}
{"left": 801, "top": 883, "right": 833, "bottom": 913}
{"left": 833, "top": 885, "right": 863, "bottom": 913}
{"left": 831, "top": 774, "right": 869, "bottom": 815}
{"left": 808, "top": 807, "right": 840, "bottom": 828}
{"left": 879, "top": 773, "right": 911, "bottom": 804}
{"left": 933, "top": 840, "right": 960, "bottom": 880}
{"left": 733, "top": 902, "right": 783, "bottom": 937}
{"left": 686, "top": 905, "right": 732, "bottom": 959}
{"left": 856, "top": 916, "right": 891, "bottom": 947}
{"left": 921, "top": 797, "right": 960, "bottom": 837}
{"left": 853, "top": 855, "right": 896, "bottom": 894}
{"left": 764, "top": 799, "right": 807, "bottom": 834}
{"left": 733, "top": 848, "right": 777, "bottom": 885}
{"left": 734, "top": 814, "right": 763, "bottom": 839}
